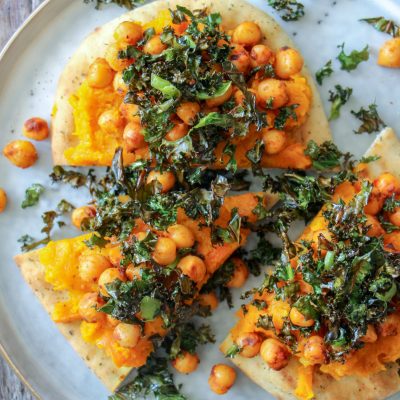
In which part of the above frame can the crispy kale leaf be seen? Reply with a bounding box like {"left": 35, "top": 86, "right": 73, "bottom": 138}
{"left": 315, "top": 60, "right": 333, "bottom": 85}
{"left": 85, "top": 0, "right": 144, "bottom": 10}
{"left": 267, "top": 0, "right": 305, "bottom": 21}
{"left": 351, "top": 103, "right": 386, "bottom": 134}
{"left": 110, "top": 356, "right": 186, "bottom": 400}
{"left": 360, "top": 16, "right": 400, "bottom": 38}
{"left": 305, "top": 140, "right": 349, "bottom": 171}
{"left": 337, "top": 43, "right": 369, "bottom": 72}
{"left": 328, "top": 85, "right": 352, "bottom": 120}
{"left": 21, "top": 183, "right": 44, "bottom": 209}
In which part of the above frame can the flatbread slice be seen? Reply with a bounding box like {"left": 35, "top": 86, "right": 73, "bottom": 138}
{"left": 52, "top": 0, "right": 331, "bottom": 167}
{"left": 220, "top": 127, "right": 400, "bottom": 400}
{"left": 14, "top": 192, "right": 277, "bottom": 391}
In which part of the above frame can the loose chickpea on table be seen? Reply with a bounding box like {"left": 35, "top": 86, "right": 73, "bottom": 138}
{"left": 208, "top": 364, "right": 237, "bottom": 395}
{"left": 3, "top": 140, "right": 38, "bottom": 168}
{"left": 0, "top": 188, "right": 7, "bottom": 213}
{"left": 378, "top": 37, "right": 400, "bottom": 68}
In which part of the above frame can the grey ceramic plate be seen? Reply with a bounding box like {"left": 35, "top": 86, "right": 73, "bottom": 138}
{"left": 0, "top": 0, "right": 400, "bottom": 399}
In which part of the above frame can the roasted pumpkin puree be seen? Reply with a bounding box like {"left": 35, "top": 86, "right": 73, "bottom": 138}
{"left": 64, "top": 11, "right": 313, "bottom": 168}
{"left": 229, "top": 176, "right": 400, "bottom": 400}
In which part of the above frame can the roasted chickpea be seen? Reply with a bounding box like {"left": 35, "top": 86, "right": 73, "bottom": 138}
{"left": 167, "top": 224, "right": 195, "bottom": 248}
{"left": 226, "top": 259, "right": 249, "bottom": 288}
{"left": 78, "top": 292, "right": 104, "bottom": 322}
{"left": 23, "top": 117, "right": 49, "bottom": 141}
{"left": 114, "top": 21, "right": 143, "bottom": 45}
{"left": 205, "top": 84, "right": 234, "bottom": 108}
{"left": 146, "top": 170, "right": 176, "bottom": 193}
{"left": 366, "top": 214, "right": 385, "bottom": 237}
{"left": 105, "top": 43, "right": 132, "bottom": 72}
{"left": 361, "top": 324, "right": 378, "bottom": 343}
{"left": 250, "top": 44, "right": 274, "bottom": 68}
{"left": 208, "top": 364, "right": 236, "bottom": 395}
{"left": 232, "top": 22, "right": 262, "bottom": 47}
{"left": 171, "top": 351, "right": 199, "bottom": 374}
{"left": 123, "top": 122, "right": 146, "bottom": 152}
{"left": 257, "top": 78, "right": 289, "bottom": 109}
{"left": 136, "top": 231, "right": 148, "bottom": 242}
{"left": 377, "top": 314, "right": 398, "bottom": 337}
{"left": 364, "top": 188, "right": 385, "bottom": 215}
{"left": 0, "top": 188, "right": 7, "bottom": 213}
{"left": 113, "top": 323, "right": 141, "bottom": 348}
{"left": 289, "top": 307, "right": 314, "bottom": 327}
{"left": 153, "top": 237, "right": 177, "bottom": 266}
{"left": 303, "top": 336, "right": 327, "bottom": 365}
{"left": 79, "top": 253, "right": 112, "bottom": 283}
{"left": 260, "top": 338, "right": 290, "bottom": 370}
{"left": 230, "top": 44, "right": 251, "bottom": 74}
{"left": 98, "top": 268, "right": 126, "bottom": 297}
{"left": 119, "top": 102, "right": 141, "bottom": 123}
{"left": 262, "top": 128, "right": 286, "bottom": 155}
{"left": 3, "top": 140, "right": 38, "bottom": 169}
{"left": 235, "top": 332, "right": 262, "bottom": 358}
{"left": 113, "top": 71, "right": 128, "bottom": 95}
{"left": 165, "top": 123, "right": 189, "bottom": 141}
{"left": 378, "top": 37, "right": 400, "bottom": 68}
{"left": 177, "top": 255, "right": 207, "bottom": 283}
{"left": 176, "top": 102, "right": 200, "bottom": 125}
{"left": 125, "top": 264, "right": 142, "bottom": 281}
{"left": 374, "top": 173, "right": 400, "bottom": 197}
{"left": 389, "top": 207, "right": 400, "bottom": 227}
{"left": 198, "top": 292, "right": 219, "bottom": 311}
{"left": 98, "top": 109, "right": 125, "bottom": 134}
{"left": 275, "top": 47, "right": 304, "bottom": 79}
{"left": 107, "top": 314, "right": 120, "bottom": 327}
{"left": 234, "top": 89, "right": 245, "bottom": 105}
{"left": 87, "top": 58, "right": 115, "bottom": 88}
{"left": 144, "top": 35, "right": 167, "bottom": 55}
{"left": 71, "top": 205, "right": 96, "bottom": 230}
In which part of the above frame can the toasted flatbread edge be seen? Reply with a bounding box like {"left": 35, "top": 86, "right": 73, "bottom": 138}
{"left": 14, "top": 251, "right": 131, "bottom": 393}
{"left": 51, "top": 0, "right": 331, "bottom": 165}
{"left": 220, "top": 127, "right": 400, "bottom": 400}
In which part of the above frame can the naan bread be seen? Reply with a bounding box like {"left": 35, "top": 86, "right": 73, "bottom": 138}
{"left": 220, "top": 127, "right": 400, "bottom": 400}
{"left": 52, "top": 0, "right": 331, "bottom": 166}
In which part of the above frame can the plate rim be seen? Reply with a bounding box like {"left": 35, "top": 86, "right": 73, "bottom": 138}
{"left": 0, "top": 1, "right": 53, "bottom": 398}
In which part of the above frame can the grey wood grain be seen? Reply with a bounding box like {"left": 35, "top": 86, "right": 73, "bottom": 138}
{"left": 0, "top": 1, "right": 44, "bottom": 397}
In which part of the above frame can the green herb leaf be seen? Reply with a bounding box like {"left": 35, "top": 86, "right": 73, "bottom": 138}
{"left": 50, "top": 166, "right": 91, "bottom": 188}
{"left": 337, "top": 43, "right": 369, "bottom": 72}
{"left": 140, "top": 296, "right": 162, "bottom": 321}
{"left": 197, "top": 81, "right": 232, "bottom": 100}
{"left": 151, "top": 74, "right": 181, "bottom": 99}
{"left": 190, "top": 112, "right": 234, "bottom": 131}
{"left": 84, "top": 233, "right": 109, "bottom": 249}
{"left": 351, "top": 103, "right": 386, "bottom": 134}
{"left": 315, "top": 60, "right": 333, "bottom": 85}
{"left": 225, "top": 343, "right": 241, "bottom": 358}
{"left": 110, "top": 356, "right": 186, "bottom": 400}
{"left": 359, "top": 155, "right": 381, "bottom": 164}
{"left": 215, "top": 208, "right": 242, "bottom": 244}
{"left": 360, "top": 16, "right": 400, "bottom": 38}
{"left": 57, "top": 199, "right": 75, "bottom": 213}
{"left": 274, "top": 104, "right": 298, "bottom": 129}
{"left": 85, "top": 0, "right": 144, "bottom": 10}
{"left": 328, "top": 85, "right": 352, "bottom": 120}
{"left": 21, "top": 183, "right": 45, "bottom": 209}
{"left": 267, "top": 0, "right": 305, "bottom": 21}
{"left": 305, "top": 140, "right": 345, "bottom": 170}
{"left": 221, "top": 143, "right": 237, "bottom": 173}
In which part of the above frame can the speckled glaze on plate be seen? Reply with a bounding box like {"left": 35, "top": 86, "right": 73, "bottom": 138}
{"left": 0, "top": 1, "right": 399, "bottom": 399}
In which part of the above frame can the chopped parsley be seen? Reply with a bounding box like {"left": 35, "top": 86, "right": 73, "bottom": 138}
{"left": 337, "top": 43, "right": 369, "bottom": 72}
{"left": 305, "top": 140, "right": 349, "bottom": 171}
{"left": 351, "top": 103, "right": 386, "bottom": 134}
{"left": 360, "top": 16, "right": 400, "bottom": 38}
{"left": 328, "top": 85, "right": 353, "bottom": 120}
{"left": 315, "top": 60, "right": 333, "bottom": 85}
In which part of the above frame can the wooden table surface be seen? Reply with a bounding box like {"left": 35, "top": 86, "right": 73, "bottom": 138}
{"left": 0, "top": 2, "right": 44, "bottom": 398}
